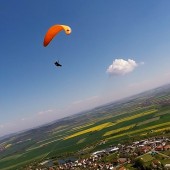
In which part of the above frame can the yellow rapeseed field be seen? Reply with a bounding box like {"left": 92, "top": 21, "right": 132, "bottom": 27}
{"left": 103, "top": 124, "right": 136, "bottom": 136}
{"left": 137, "top": 116, "right": 160, "bottom": 126}
{"left": 64, "top": 109, "right": 157, "bottom": 140}
{"left": 115, "top": 109, "right": 158, "bottom": 124}
{"left": 68, "top": 122, "right": 95, "bottom": 132}
{"left": 103, "top": 109, "right": 157, "bottom": 137}
{"left": 154, "top": 127, "right": 170, "bottom": 133}
{"left": 106, "top": 121, "right": 170, "bottom": 141}
{"left": 64, "top": 122, "right": 115, "bottom": 140}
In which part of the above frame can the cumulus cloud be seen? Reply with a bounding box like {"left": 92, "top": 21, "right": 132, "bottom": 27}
{"left": 106, "top": 59, "right": 138, "bottom": 76}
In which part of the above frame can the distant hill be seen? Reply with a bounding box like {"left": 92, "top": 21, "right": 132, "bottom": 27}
{"left": 0, "top": 83, "right": 170, "bottom": 142}
{"left": 0, "top": 83, "right": 170, "bottom": 170}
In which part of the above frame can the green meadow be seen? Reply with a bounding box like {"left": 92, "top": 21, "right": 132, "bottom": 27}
{"left": 0, "top": 86, "right": 170, "bottom": 169}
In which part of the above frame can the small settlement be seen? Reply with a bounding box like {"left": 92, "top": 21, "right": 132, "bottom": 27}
{"left": 28, "top": 136, "right": 170, "bottom": 170}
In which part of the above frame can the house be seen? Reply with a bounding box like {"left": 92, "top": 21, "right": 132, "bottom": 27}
{"left": 92, "top": 150, "right": 106, "bottom": 156}
{"left": 165, "top": 164, "right": 170, "bottom": 169}
{"left": 152, "top": 160, "right": 161, "bottom": 169}
{"left": 39, "top": 160, "right": 53, "bottom": 167}
{"left": 155, "top": 145, "right": 164, "bottom": 151}
{"left": 155, "top": 140, "right": 162, "bottom": 145}
{"left": 49, "top": 168, "right": 55, "bottom": 170}
{"left": 117, "top": 158, "right": 127, "bottom": 164}
{"left": 119, "top": 166, "right": 127, "bottom": 170}
{"left": 109, "top": 147, "right": 119, "bottom": 153}
{"left": 133, "top": 141, "right": 139, "bottom": 145}
{"left": 140, "top": 146, "right": 151, "bottom": 153}
{"left": 164, "top": 145, "right": 170, "bottom": 150}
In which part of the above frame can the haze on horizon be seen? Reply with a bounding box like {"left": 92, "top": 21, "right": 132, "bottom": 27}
{"left": 1, "top": 0, "right": 170, "bottom": 137}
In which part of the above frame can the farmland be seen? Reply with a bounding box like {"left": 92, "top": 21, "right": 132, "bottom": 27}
{"left": 0, "top": 84, "right": 170, "bottom": 169}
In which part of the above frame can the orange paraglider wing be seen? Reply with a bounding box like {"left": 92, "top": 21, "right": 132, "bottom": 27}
{"left": 43, "top": 24, "right": 71, "bottom": 47}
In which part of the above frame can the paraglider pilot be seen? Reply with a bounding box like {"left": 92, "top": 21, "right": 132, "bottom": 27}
{"left": 54, "top": 61, "right": 62, "bottom": 67}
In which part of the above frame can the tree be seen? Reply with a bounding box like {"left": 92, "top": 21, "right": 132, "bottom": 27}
{"left": 134, "top": 158, "right": 145, "bottom": 170}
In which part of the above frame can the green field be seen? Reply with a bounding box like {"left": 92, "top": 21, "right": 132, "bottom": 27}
{"left": 0, "top": 85, "right": 170, "bottom": 169}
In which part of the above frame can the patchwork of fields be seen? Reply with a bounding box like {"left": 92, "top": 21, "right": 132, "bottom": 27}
{"left": 0, "top": 85, "right": 170, "bottom": 170}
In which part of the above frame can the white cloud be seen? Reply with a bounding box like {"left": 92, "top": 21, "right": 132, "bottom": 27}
{"left": 106, "top": 59, "right": 138, "bottom": 76}
{"left": 37, "top": 109, "right": 53, "bottom": 115}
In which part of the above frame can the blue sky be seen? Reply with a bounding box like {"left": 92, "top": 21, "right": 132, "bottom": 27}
{"left": 1, "top": 0, "right": 170, "bottom": 137}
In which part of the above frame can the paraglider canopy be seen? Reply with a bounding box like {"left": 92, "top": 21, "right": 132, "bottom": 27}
{"left": 43, "top": 24, "right": 71, "bottom": 47}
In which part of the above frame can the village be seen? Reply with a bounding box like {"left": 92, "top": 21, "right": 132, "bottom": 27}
{"left": 27, "top": 136, "right": 170, "bottom": 170}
